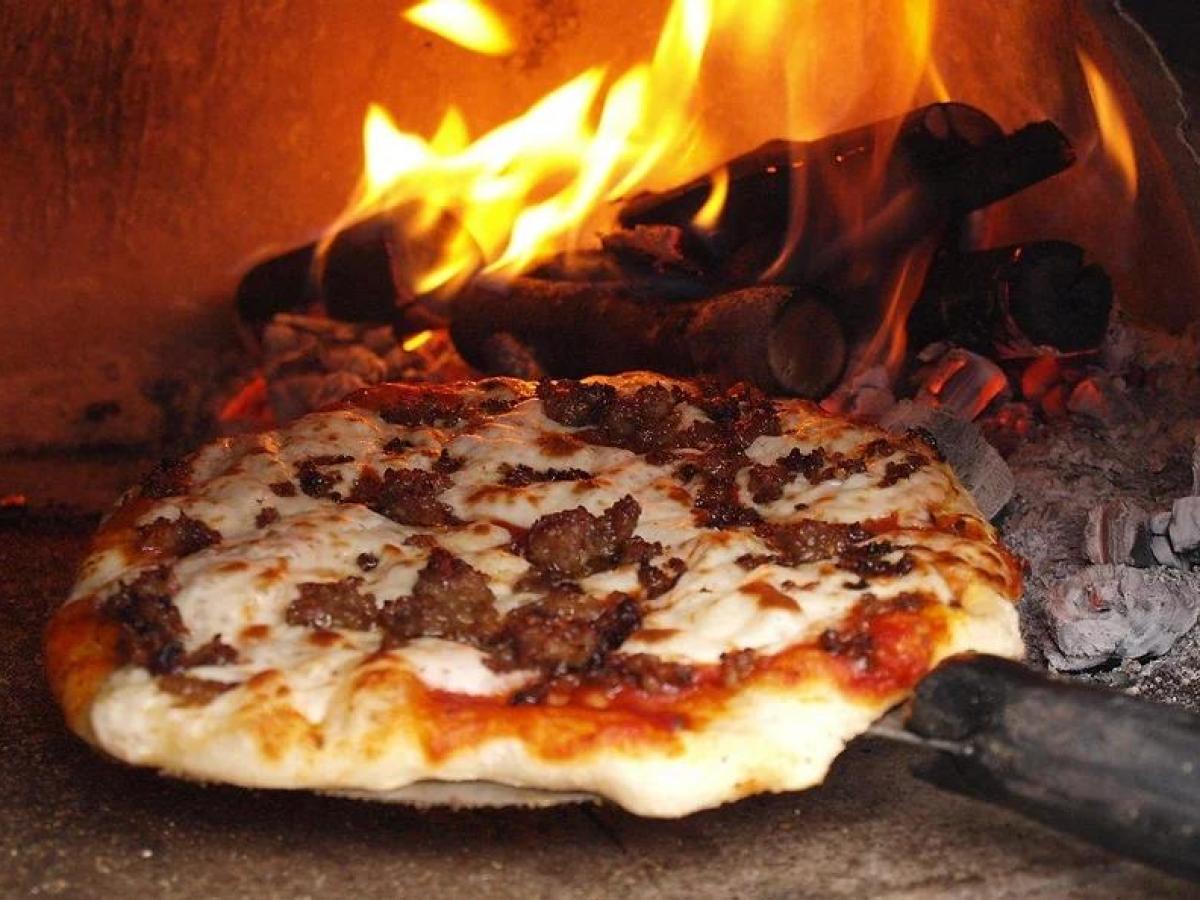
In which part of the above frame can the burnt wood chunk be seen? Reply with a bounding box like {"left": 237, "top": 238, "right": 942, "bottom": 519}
{"left": 453, "top": 280, "right": 847, "bottom": 399}
{"left": 1041, "top": 564, "right": 1200, "bottom": 671}
{"left": 909, "top": 242, "right": 1113, "bottom": 353}
{"left": 619, "top": 104, "right": 1070, "bottom": 289}
{"left": 235, "top": 243, "right": 317, "bottom": 328}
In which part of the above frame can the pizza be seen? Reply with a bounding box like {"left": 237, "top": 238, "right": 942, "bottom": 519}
{"left": 45, "top": 373, "right": 1023, "bottom": 817}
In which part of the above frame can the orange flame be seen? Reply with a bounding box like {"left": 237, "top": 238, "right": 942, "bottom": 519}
{"left": 402, "top": 329, "right": 435, "bottom": 352}
{"left": 691, "top": 166, "right": 728, "bottom": 231}
{"left": 336, "top": 0, "right": 954, "bottom": 384}
{"left": 334, "top": 0, "right": 785, "bottom": 296}
{"left": 403, "top": 0, "right": 514, "bottom": 56}
{"left": 1078, "top": 49, "right": 1138, "bottom": 201}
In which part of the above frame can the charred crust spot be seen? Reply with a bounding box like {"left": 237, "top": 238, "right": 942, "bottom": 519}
{"left": 356, "top": 552, "right": 380, "bottom": 572}
{"left": 880, "top": 453, "right": 929, "bottom": 488}
{"left": 524, "top": 495, "right": 641, "bottom": 579}
{"left": 136, "top": 513, "right": 222, "bottom": 558}
{"left": 380, "top": 394, "right": 465, "bottom": 428}
{"left": 347, "top": 467, "right": 460, "bottom": 527}
{"left": 380, "top": 548, "right": 499, "bottom": 648}
{"left": 255, "top": 506, "right": 280, "bottom": 528}
{"left": 836, "top": 541, "right": 915, "bottom": 578}
{"left": 269, "top": 480, "right": 297, "bottom": 497}
{"left": 286, "top": 577, "right": 378, "bottom": 631}
{"left": 637, "top": 557, "right": 686, "bottom": 599}
{"left": 756, "top": 519, "right": 870, "bottom": 565}
{"left": 100, "top": 567, "right": 188, "bottom": 674}
{"left": 403, "top": 533, "right": 439, "bottom": 548}
{"left": 158, "top": 674, "right": 236, "bottom": 706}
{"left": 383, "top": 437, "right": 414, "bottom": 454}
{"left": 498, "top": 463, "right": 592, "bottom": 487}
{"left": 140, "top": 457, "right": 192, "bottom": 499}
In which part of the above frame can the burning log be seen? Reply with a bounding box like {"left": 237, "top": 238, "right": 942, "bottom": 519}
{"left": 618, "top": 103, "right": 1073, "bottom": 288}
{"left": 235, "top": 243, "right": 317, "bottom": 329}
{"left": 450, "top": 278, "right": 847, "bottom": 397}
{"left": 235, "top": 216, "right": 451, "bottom": 335}
{"left": 1041, "top": 564, "right": 1200, "bottom": 671}
{"left": 908, "top": 242, "right": 1113, "bottom": 353}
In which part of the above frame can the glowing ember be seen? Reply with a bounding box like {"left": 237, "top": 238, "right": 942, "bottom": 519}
{"left": 403, "top": 0, "right": 514, "bottom": 56}
{"left": 1078, "top": 49, "right": 1138, "bottom": 201}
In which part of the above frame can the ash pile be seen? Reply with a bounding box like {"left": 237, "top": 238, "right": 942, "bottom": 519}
{"left": 226, "top": 101, "right": 1200, "bottom": 705}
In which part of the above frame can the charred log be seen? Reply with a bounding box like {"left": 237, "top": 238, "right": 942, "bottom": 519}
{"left": 234, "top": 215, "right": 452, "bottom": 336}
{"left": 909, "top": 241, "right": 1113, "bottom": 353}
{"left": 319, "top": 216, "right": 408, "bottom": 324}
{"left": 235, "top": 243, "right": 318, "bottom": 329}
{"left": 618, "top": 103, "right": 1072, "bottom": 288}
{"left": 451, "top": 279, "right": 847, "bottom": 398}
